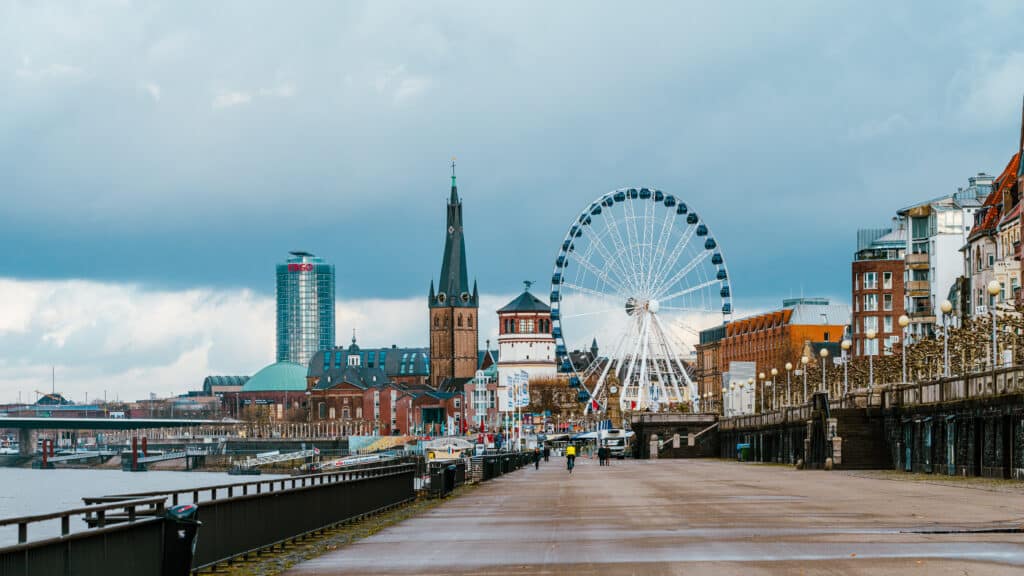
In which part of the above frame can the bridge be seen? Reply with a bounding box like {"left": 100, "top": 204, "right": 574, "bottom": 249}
{"left": 0, "top": 417, "right": 228, "bottom": 456}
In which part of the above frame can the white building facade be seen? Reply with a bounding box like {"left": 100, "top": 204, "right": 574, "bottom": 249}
{"left": 496, "top": 286, "right": 557, "bottom": 387}
{"left": 897, "top": 173, "right": 993, "bottom": 338}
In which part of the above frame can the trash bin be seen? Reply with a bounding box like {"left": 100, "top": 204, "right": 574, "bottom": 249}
{"left": 161, "top": 503, "right": 201, "bottom": 576}
{"left": 444, "top": 464, "right": 457, "bottom": 493}
{"left": 736, "top": 443, "right": 751, "bottom": 462}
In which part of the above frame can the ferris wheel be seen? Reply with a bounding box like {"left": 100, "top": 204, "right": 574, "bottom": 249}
{"left": 549, "top": 187, "right": 733, "bottom": 416}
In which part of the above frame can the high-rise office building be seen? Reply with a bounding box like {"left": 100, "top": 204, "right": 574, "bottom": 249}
{"left": 276, "top": 251, "right": 335, "bottom": 366}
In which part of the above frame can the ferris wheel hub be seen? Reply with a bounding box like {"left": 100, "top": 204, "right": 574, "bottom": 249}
{"left": 647, "top": 299, "right": 660, "bottom": 314}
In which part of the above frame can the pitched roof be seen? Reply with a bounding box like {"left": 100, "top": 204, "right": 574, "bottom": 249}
{"left": 497, "top": 291, "right": 551, "bottom": 313}
{"left": 970, "top": 153, "right": 1019, "bottom": 240}
{"left": 313, "top": 365, "right": 390, "bottom": 390}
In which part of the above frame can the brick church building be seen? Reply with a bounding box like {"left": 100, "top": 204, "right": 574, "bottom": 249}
{"left": 428, "top": 164, "right": 480, "bottom": 392}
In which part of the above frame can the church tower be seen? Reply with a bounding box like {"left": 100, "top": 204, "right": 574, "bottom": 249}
{"left": 429, "top": 162, "right": 479, "bottom": 389}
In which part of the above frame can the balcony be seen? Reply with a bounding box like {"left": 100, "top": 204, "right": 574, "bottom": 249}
{"left": 906, "top": 253, "right": 929, "bottom": 269}
{"left": 906, "top": 280, "right": 930, "bottom": 295}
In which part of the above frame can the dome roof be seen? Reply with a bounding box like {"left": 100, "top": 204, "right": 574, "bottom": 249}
{"left": 241, "top": 362, "right": 308, "bottom": 392}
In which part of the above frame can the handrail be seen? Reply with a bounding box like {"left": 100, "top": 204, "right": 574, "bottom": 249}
{"left": 84, "top": 462, "right": 416, "bottom": 507}
{"left": 0, "top": 496, "right": 167, "bottom": 545}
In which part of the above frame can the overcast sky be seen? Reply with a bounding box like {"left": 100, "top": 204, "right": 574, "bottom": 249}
{"left": 2, "top": 1, "right": 1024, "bottom": 402}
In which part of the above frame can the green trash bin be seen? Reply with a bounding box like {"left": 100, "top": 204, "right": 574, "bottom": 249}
{"left": 737, "top": 443, "right": 751, "bottom": 462}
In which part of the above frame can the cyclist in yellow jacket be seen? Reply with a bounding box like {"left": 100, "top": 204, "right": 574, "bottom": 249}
{"left": 565, "top": 444, "right": 577, "bottom": 473}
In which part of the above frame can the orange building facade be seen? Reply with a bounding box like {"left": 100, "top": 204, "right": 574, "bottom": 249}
{"left": 706, "top": 299, "right": 850, "bottom": 410}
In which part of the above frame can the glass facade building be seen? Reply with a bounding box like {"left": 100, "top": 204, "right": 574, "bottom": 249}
{"left": 276, "top": 251, "right": 335, "bottom": 366}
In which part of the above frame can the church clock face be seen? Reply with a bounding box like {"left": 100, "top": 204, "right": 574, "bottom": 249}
{"left": 460, "top": 292, "right": 470, "bottom": 303}
{"left": 448, "top": 226, "right": 455, "bottom": 234}
{"left": 610, "top": 385, "right": 619, "bottom": 394}
{"left": 437, "top": 292, "right": 447, "bottom": 304}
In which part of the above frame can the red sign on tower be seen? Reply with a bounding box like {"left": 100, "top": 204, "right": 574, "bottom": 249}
{"left": 288, "top": 263, "right": 314, "bottom": 272}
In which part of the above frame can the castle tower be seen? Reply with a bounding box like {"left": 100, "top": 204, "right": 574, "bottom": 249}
{"left": 429, "top": 162, "right": 479, "bottom": 388}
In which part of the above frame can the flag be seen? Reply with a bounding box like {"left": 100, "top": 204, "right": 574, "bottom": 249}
{"left": 312, "top": 447, "right": 320, "bottom": 456}
{"left": 591, "top": 399, "right": 600, "bottom": 411}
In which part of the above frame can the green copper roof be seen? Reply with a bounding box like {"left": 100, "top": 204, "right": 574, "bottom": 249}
{"left": 241, "top": 362, "right": 308, "bottom": 392}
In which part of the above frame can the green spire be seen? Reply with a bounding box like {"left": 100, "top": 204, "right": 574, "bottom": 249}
{"left": 450, "top": 157, "right": 457, "bottom": 188}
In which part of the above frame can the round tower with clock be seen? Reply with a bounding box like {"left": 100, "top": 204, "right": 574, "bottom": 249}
{"left": 428, "top": 162, "right": 479, "bottom": 389}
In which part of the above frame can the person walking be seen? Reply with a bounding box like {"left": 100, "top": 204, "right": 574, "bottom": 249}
{"left": 543, "top": 444, "right": 550, "bottom": 462}
{"left": 566, "top": 443, "right": 576, "bottom": 474}
{"left": 533, "top": 447, "right": 541, "bottom": 470}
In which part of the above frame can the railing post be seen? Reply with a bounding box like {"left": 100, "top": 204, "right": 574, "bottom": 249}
{"left": 18, "top": 522, "right": 27, "bottom": 543}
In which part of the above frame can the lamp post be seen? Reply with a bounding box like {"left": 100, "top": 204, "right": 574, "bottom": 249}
{"left": 770, "top": 368, "right": 779, "bottom": 410}
{"left": 819, "top": 348, "right": 829, "bottom": 394}
{"left": 801, "top": 355, "right": 809, "bottom": 403}
{"left": 747, "top": 377, "right": 754, "bottom": 414}
{"left": 988, "top": 280, "right": 1001, "bottom": 369}
{"left": 940, "top": 299, "right": 953, "bottom": 377}
{"left": 720, "top": 387, "right": 727, "bottom": 416}
{"left": 784, "top": 362, "right": 793, "bottom": 406}
{"left": 758, "top": 372, "right": 766, "bottom": 414}
{"left": 840, "top": 339, "right": 852, "bottom": 397}
{"left": 729, "top": 382, "right": 736, "bottom": 416}
{"left": 898, "top": 314, "right": 910, "bottom": 384}
{"left": 865, "top": 329, "right": 877, "bottom": 393}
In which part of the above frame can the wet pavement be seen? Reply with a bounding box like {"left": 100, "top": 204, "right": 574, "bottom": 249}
{"left": 285, "top": 458, "right": 1024, "bottom": 575}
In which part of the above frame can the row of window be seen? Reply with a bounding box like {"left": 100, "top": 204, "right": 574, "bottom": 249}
{"left": 433, "top": 314, "right": 475, "bottom": 328}
{"left": 856, "top": 271, "right": 894, "bottom": 290}
{"left": 855, "top": 293, "right": 895, "bottom": 312}
{"left": 502, "top": 318, "right": 551, "bottom": 334}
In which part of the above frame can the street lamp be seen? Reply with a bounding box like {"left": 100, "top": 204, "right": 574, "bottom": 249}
{"left": 840, "top": 339, "right": 852, "bottom": 397}
{"left": 940, "top": 299, "right": 953, "bottom": 377}
{"left": 747, "top": 377, "right": 754, "bottom": 414}
{"left": 770, "top": 367, "right": 779, "bottom": 410}
{"left": 758, "top": 372, "right": 766, "bottom": 413}
{"left": 784, "top": 362, "right": 793, "bottom": 406}
{"left": 988, "top": 280, "right": 1001, "bottom": 369}
{"left": 865, "top": 329, "right": 877, "bottom": 393}
{"left": 819, "top": 348, "right": 829, "bottom": 393}
{"left": 720, "top": 387, "right": 727, "bottom": 415}
{"left": 729, "top": 382, "right": 736, "bottom": 416}
{"left": 898, "top": 314, "right": 910, "bottom": 384}
{"left": 800, "top": 355, "right": 810, "bottom": 403}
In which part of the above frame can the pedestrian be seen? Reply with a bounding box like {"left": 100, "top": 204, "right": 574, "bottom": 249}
{"left": 598, "top": 446, "right": 606, "bottom": 466}
{"left": 534, "top": 447, "right": 541, "bottom": 470}
{"left": 566, "top": 443, "right": 576, "bottom": 474}
{"left": 543, "top": 444, "right": 550, "bottom": 462}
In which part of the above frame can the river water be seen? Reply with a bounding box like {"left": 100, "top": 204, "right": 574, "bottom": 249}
{"left": 0, "top": 468, "right": 286, "bottom": 546}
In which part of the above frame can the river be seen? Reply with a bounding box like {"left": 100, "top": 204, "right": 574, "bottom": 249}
{"left": 0, "top": 468, "right": 286, "bottom": 546}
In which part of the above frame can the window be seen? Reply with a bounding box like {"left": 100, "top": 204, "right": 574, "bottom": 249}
{"left": 823, "top": 331, "right": 830, "bottom": 342}
{"left": 884, "top": 316, "right": 893, "bottom": 333}
{"left": 989, "top": 253, "right": 995, "bottom": 267}
{"left": 864, "top": 294, "right": 878, "bottom": 311}
{"left": 318, "top": 402, "right": 327, "bottom": 420}
{"left": 883, "top": 294, "right": 893, "bottom": 311}
{"left": 334, "top": 351, "right": 342, "bottom": 368}
{"left": 882, "top": 272, "right": 892, "bottom": 289}
{"left": 468, "top": 315, "right": 473, "bottom": 328}
{"left": 458, "top": 314, "right": 463, "bottom": 327}
{"left": 329, "top": 407, "right": 336, "bottom": 419}
{"left": 433, "top": 317, "right": 439, "bottom": 328}
{"left": 519, "top": 319, "right": 535, "bottom": 333}
{"left": 864, "top": 316, "right": 878, "bottom": 332}
{"left": 863, "top": 272, "right": 877, "bottom": 289}
{"left": 368, "top": 351, "right": 376, "bottom": 368}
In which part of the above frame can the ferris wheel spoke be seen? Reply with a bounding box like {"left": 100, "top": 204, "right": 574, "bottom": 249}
{"left": 653, "top": 313, "right": 698, "bottom": 402}
{"left": 649, "top": 223, "right": 698, "bottom": 293}
{"left": 650, "top": 315, "right": 686, "bottom": 404}
{"left": 624, "top": 200, "right": 648, "bottom": 293}
{"left": 656, "top": 277, "right": 720, "bottom": 304}
{"left": 561, "top": 307, "right": 625, "bottom": 319}
{"left": 568, "top": 247, "right": 630, "bottom": 297}
{"left": 653, "top": 250, "right": 713, "bottom": 301}
{"left": 587, "top": 330, "right": 631, "bottom": 412}
{"left": 601, "top": 202, "right": 642, "bottom": 292}
{"left": 561, "top": 282, "right": 622, "bottom": 302}
{"left": 587, "top": 227, "right": 637, "bottom": 293}
{"left": 657, "top": 305, "right": 704, "bottom": 313}
{"left": 647, "top": 209, "right": 676, "bottom": 297}
{"left": 618, "top": 199, "right": 641, "bottom": 292}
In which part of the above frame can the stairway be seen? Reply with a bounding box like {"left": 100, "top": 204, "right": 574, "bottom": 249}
{"left": 835, "top": 409, "right": 890, "bottom": 470}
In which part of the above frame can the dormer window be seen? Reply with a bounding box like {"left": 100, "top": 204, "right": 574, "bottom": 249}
{"left": 348, "top": 354, "right": 360, "bottom": 367}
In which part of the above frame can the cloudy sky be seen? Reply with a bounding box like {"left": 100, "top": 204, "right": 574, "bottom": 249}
{"left": 2, "top": 1, "right": 1024, "bottom": 402}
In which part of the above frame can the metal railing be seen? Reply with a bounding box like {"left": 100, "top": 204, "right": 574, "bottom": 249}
{"left": 0, "top": 497, "right": 167, "bottom": 545}
{"left": 882, "top": 366, "right": 1024, "bottom": 408}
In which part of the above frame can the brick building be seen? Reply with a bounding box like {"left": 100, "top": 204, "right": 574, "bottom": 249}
{"left": 496, "top": 284, "right": 557, "bottom": 386}
{"left": 429, "top": 165, "right": 480, "bottom": 390}
{"left": 852, "top": 226, "right": 906, "bottom": 357}
{"left": 712, "top": 298, "right": 849, "bottom": 410}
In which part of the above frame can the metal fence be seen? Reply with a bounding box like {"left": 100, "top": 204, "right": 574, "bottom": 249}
{"left": 0, "top": 497, "right": 169, "bottom": 576}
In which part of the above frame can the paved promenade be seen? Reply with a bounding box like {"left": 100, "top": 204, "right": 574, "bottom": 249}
{"left": 287, "top": 457, "right": 1024, "bottom": 575}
